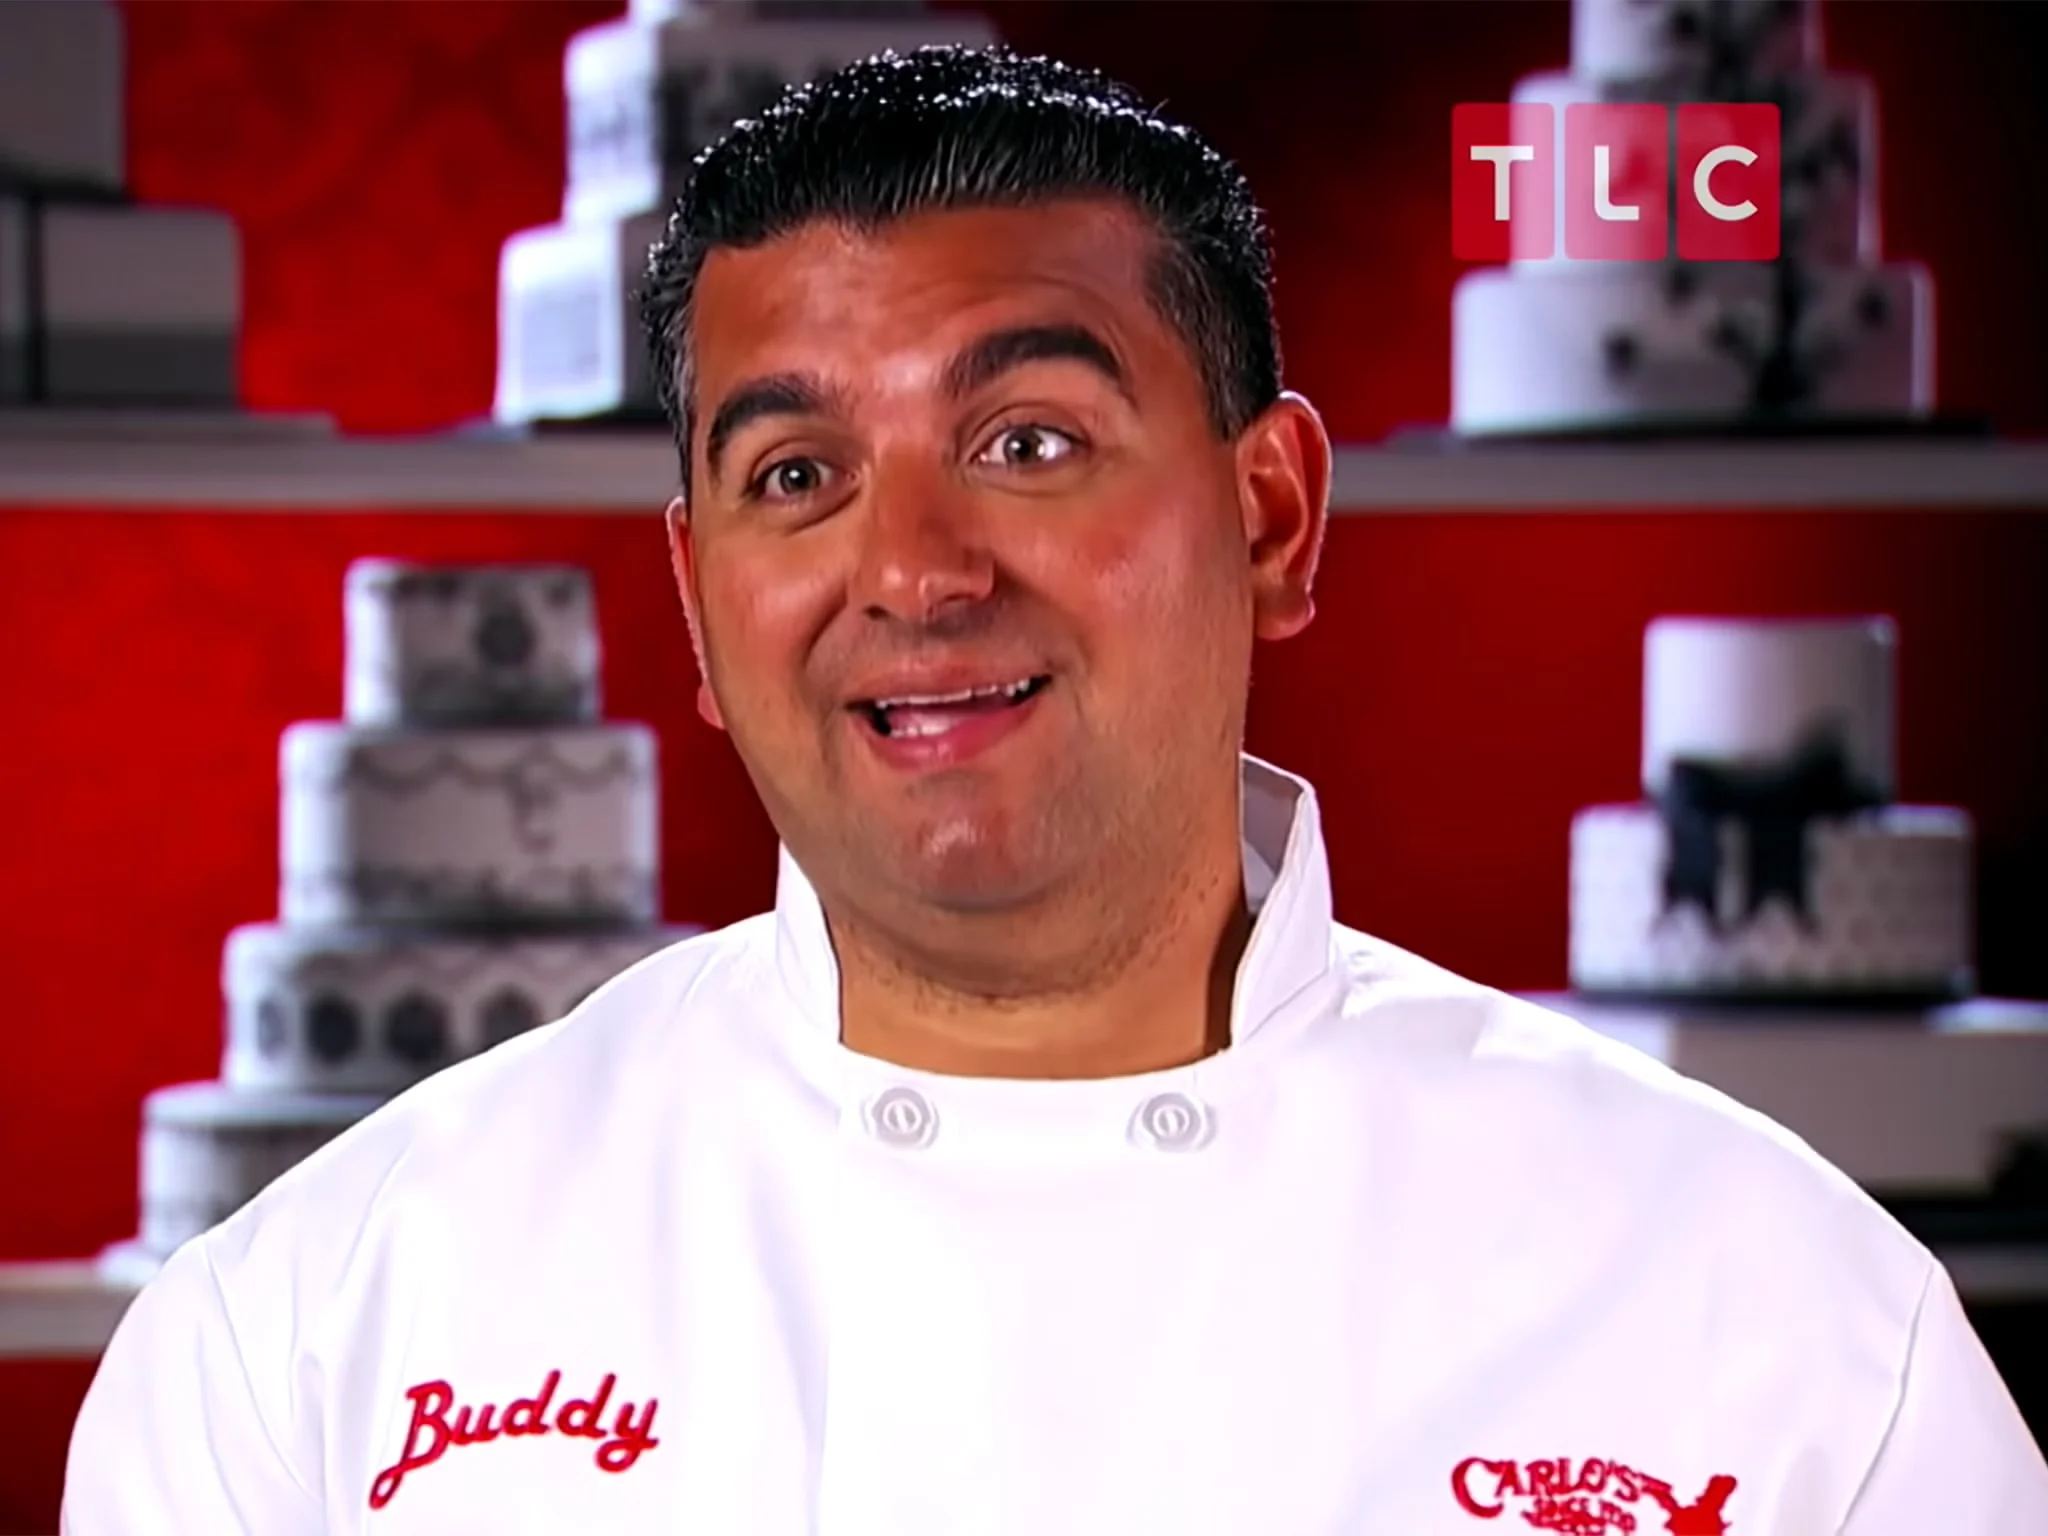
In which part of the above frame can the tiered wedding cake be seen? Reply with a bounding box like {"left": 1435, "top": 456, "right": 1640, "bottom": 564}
{"left": 0, "top": 0, "right": 241, "bottom": 407}
{"left": 1453, "top": 0, "right": 1931, "bottom": 434}
{"left": 494, "top": 0, "right": 998, "bottom": 424}
{"left": 103, "top": 561, "right": 696, "bottom": 1279}
{"left": 1570, "top": 616, "right": 1973, "bottom": 1001}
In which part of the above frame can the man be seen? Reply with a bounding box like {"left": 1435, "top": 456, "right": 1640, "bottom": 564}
{"left": 64, "top": 44, "right": 2047, "bottom": 1535}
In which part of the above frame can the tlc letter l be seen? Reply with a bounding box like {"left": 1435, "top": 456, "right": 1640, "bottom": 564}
{"left": 1451, "top": 102, "right": 1781, "bottom": 261}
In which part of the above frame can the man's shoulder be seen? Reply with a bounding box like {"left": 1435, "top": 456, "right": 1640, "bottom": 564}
{"left": 1328, "top": 921, "right": 1829, "bottom": 1154}
{"left": 190, "top": 915, "right": 774, "bottom": 1293}
{"left": 1323, "top": 924, "right": 1935, "bottom": 1309}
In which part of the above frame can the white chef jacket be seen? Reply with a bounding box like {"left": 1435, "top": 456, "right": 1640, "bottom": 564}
{"left": 64, "top": 757, "right": 2048, "bottom": 1534}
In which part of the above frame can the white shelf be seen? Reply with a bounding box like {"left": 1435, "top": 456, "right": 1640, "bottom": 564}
{"left": 0, "top": 1261, "right": 137, "bottom": 1361}
{"left": 2, "top": 414, "right": 2046, "bottom": 509}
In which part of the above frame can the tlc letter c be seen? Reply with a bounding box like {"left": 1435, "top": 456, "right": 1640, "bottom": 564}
{"left": 1693, "top": 143, "right": 1758, "bottom": 222}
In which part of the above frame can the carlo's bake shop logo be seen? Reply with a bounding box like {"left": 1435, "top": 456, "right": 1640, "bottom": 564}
{"left": 368, "top": 1369, "right": 660, "bottom": 1509}
{"left": 1451, "top": 1455, "right": 1739, "bottom": 1534}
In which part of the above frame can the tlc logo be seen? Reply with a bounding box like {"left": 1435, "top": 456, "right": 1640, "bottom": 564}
{"left": 1452, "top": 102, "right": 1781, "bottom": 262}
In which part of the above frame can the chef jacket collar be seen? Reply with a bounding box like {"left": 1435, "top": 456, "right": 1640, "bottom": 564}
{"left": 769, "top": 753, "right": 1337, "bottom": 1061}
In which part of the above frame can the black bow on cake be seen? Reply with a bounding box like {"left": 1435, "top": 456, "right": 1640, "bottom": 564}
{"left": 1656, "top": 730, "right": 1883, "bottom": 934}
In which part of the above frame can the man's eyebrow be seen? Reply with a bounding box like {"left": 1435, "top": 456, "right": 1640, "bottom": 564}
{"left": 698, "top": 325, "right": 1131, "bottom": 484}
{"left": 702, "top": 373, "right": 835, "bottom": 484}
{"left": 940, "top": 323, "right": 1134, "bottom": 406}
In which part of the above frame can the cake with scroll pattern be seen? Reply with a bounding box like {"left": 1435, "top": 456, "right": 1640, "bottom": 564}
{"left": 101, "top": 560, "right": 698, "bottom": 1280}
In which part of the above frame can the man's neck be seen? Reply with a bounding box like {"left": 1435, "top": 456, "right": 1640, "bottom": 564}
{"left": 830, "top": 847, "right": 1253, "bottom": 1080}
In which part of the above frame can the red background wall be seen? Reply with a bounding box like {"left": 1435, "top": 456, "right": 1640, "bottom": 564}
{"left": 3, "top": 2, "right": 2046, "bottom": 1527}
{"left": 104, "top": 0, "right": 2048, "bottom": 440}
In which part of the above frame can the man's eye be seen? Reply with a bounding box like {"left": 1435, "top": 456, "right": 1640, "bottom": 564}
{"left": 977, "top": 425, "right": 1078, "bottom": 469}
{"left": 751, "top": 458, "right": 831, "bottom": 501}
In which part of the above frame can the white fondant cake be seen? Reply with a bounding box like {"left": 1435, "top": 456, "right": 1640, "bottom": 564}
{"left": 1643, "top": 614, "right": 1894, "bottom": 796}
{"left": 223, "top": 924, "right": 695, "bottom": 1094}
{"left": 0, "top": 0, "right": 124, "bottom": 190}
{"left": 345, "top": 560, "right": 603, "bottom": 727}
{"left": 133, "top": 1083, "right": 381, "bottom": 1259}
{"left": 562, "top": 6, "right": 1000, "bottom": 227}
{"left": 107, "top": 561, "right": 694, "bottom": 1275}
{"left": 5, "top": 200, "right": 242, "bottom": 404}
{"left": 0, "top": 0, "right": 242, "bottom": 408}
{"left": 1572, "top": 0, "right": 1821, "bottom": 88}
{"left": 1452, "top": 0, "right": 1932, "bottom": 434}
{"left": 1571, "top": 804, "right": 1972, "bottom": 998}
{"left": 1454, "top": 261, "right": 1928, "bottom": 435}
{"left": 495, "top": 210, "right": 668, "bottom": 425}
{"left": 494, "top": 0, "right": 999, "bottom": 424}
{"left": 280, "top": 724, "right": 660, "bottom": 929}
{"left": 1568, "top": 615, "right": 1974, "bottom": 1001}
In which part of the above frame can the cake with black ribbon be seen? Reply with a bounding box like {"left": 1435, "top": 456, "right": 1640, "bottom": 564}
{"left": 0, "top": 0, "right": 241, "bottom": 408}
{"left": 492, "top": 0, "right": 998, "bottom": 425}
{"left": 102, "top": 561, "right": 698, "bottom": 1280}
{"left": 1569, "top": 616, "right": 1973, "bottom": 1003}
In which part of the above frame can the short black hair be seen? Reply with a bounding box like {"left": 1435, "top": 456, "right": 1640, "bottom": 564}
{"left": 638, "top": 44, "right": 1282, "bottom": 487}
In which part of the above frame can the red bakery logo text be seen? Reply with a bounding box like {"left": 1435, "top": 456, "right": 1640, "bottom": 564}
{"left": 1452, "top": 103, "right": 1780, "bottom": 262}
{"left": 368, "top": 1370, "right": 660, "bottom": 1509}
{"left": 1452, "top": 1455, "right": 1739, "bottom": 1534}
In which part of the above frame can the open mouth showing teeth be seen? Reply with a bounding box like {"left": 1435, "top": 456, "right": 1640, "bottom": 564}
{"left": 856, "top": 675, "right": 1051, "bottom": 738}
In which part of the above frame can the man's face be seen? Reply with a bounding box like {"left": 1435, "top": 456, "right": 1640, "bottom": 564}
{"left": 671, "top": 199, "right": 1325, "bottom": 929}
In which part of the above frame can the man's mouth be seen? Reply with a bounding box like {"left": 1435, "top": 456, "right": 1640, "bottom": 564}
{"left": 854, "top": 675, "right": 1051, "bottom": 738}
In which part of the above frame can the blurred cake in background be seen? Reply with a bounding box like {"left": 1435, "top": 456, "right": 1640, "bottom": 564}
{"left": 102, "top": 560, "right": 699, "bottom": 1281}
{"left": 494, "top": 0, "right": 998, "bottom": 425}
{"left": 1452, "top": 0, "right": 1932, "bottom": 436}
{"left": 1570, "top": 615, "right": 1973, "bottom": 1002}
{"left": 0, "top": 0, "right": 241, "bottom": 408}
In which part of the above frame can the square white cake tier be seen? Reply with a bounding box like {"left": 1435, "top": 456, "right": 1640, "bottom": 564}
{"left": 493, "top": 210, "right": 669, "bottom": 425}
{"left": 1, "top": 198, "right": 240, "bottom": 405}
{"left": 0, "top": 0, "right": 124, "bottom": 192}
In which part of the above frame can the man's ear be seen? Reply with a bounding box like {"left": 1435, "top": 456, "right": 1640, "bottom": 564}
{"left": 1234, "top": 391, "right": 1330, "bottom": 642}
{"left": 664, "top": 496, "right": 726, "bottom": 731}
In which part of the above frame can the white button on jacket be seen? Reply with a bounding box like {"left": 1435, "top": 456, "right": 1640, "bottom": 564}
{"left": 63, "top": 759, "right": 2048, "bottom": 1533}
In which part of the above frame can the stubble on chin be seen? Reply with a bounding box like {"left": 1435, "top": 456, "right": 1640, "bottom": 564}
{"left": 850, "top": 783, "right": 1074, "bottom": 917}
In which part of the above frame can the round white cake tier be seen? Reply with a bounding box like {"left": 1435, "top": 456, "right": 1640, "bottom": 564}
{"left": 280, "top": 723, "right": 660, "bottom": 929}
{"left": 1643, "top": 614, "right": 1894, "bottom": 800}
{"left": 1451, "top": 260, "right": 1930, "bottom": 436}
{"left": 222, "top": 921, "right": 699, "bottom": 1094}
{"left": 560, "top": 8, "right": 1002, "bottom": 228}
{"left": 344, "top": 559, "right": 602, "bottom": 728}
{"left": 1569, "top": 802, "right": 1973, "bottom": 1001}
{"left": 1507, "top": 69, "right": 1876, "bottom": 269}
{"left": 136, "top": 1082, "right": 383, "bottom": 1258}
{"left": 1572, "top": 0, "right": 1820, "bottom": 89}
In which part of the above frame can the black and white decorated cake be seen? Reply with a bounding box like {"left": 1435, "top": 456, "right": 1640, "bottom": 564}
{"left": 1452, "top": 0, "right": 1932, "bottom": 434}
{"left": 493, "top": 0, "right": 999, "bottom": 424}
{"left": 0, "top": 0, "right": 241, "bottom": 407}
{"left": 102, "top": 561, "right": 697, "bottom": 1280}
{"left": 1569, "top": 616, "right": 1973, "bottom": 1002}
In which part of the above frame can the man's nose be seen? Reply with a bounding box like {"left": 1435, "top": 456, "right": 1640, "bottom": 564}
{"left": 849, "top": 460, "right": 996, "bottom": 623}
